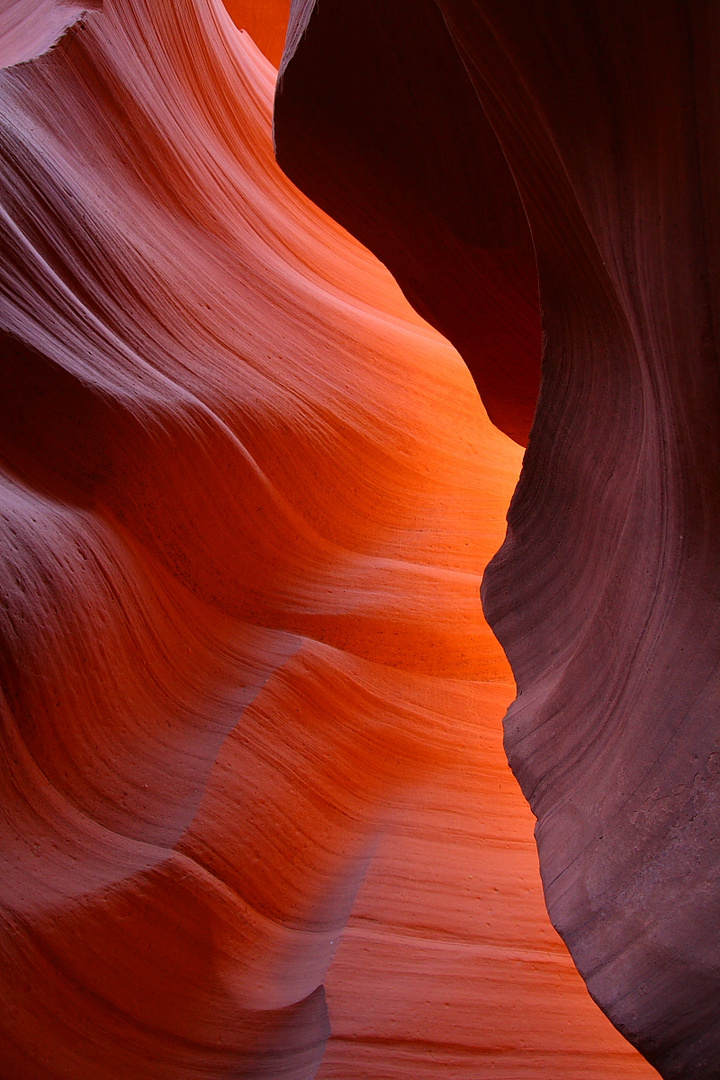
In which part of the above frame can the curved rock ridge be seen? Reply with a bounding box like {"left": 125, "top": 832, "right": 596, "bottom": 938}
{"left": 274, "top": 0, "right": 542, "bottom": 446}
{"left": 223, "top": 0, "right": 290, "bottom": 67}
{"left": 0, "top": 0, "right": 101, "bottom": 69}
{"left": 433, "top": 6, "right": 720, "bottom": 1076}
{"left": 0, "top": 1, "right": 659, "bottom": 1078}
{"left": 276, "top": 0, "right": 720, "bottom": 1075}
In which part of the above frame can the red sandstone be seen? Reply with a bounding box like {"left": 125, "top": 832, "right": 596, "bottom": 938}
{"left": 0, "top": 1, "right": 677, "bottom": 1078}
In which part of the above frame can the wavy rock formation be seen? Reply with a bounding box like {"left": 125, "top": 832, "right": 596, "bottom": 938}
{"left": 0, "top": 3, "right": 495, "bottom": 1075}
{"left": 277, "top": 1, "right": 720, "bottom": 1077}
{"left": 274, "top": 0, "right": 541, "bottom": 446}
{"left": 315, "top": 718, "right": 661, "bottom": 1080}
{"left": 0, "top": 1, "right": 102, "bottom": 68}
{"left": 0, "top": 0, "right": 662, "bottom": 1078}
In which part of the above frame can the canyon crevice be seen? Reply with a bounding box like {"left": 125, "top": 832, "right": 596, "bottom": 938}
{"left": 275, "top": 2, "right": 720, "bottom": 1077}
{"left": 1, "top": 0, "right": 709, "bottom": 1077}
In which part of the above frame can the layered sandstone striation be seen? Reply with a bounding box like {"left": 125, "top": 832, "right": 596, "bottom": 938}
{"left": 0, "top": 1, "right": 101, "bottom": 68}
{"left": 0, "top": 1, "right": 552, "bottom": 1075}
{"left": 0, "top": 0, "right": 670, "bottom": 1078}
{"left": 277, "top": 1, "right": 720, "bottom": 1077}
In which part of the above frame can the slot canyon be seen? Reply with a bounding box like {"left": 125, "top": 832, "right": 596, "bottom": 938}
{"left": 0, "top": 2, "right": 715, "bottom": 1078}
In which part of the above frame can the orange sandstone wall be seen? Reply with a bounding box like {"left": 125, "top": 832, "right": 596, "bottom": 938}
{"left": 276, "top": 2, "right": 720, "bottom": 1077}
{"left": 0, "top": 1, "right": 658, "bottom": 1078}
{"left": 222, "top": 0, "right": 291, "bottom": 66}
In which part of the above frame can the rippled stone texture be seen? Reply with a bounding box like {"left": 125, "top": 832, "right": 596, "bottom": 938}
{"left": 0, "top": 1, "right": 101, "bottom": 68}
{"left": 277, "top": 2, "right": 720, "bottom": 1077}
{"left": 0, "top": 0, "right": 667, "bottom": 1077}
{"left": 0, "top": 1, "right": 553, "bottom": 1075}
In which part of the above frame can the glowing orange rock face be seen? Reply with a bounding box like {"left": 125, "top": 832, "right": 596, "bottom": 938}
{"left": 0, "top": 1, "right": 657, "bottom": 1078}
{"left": 277, "top": 1, "right": 720, "bottom": 1077}
{"left": 223, "top": 0, "right": 291, "bottom": 66}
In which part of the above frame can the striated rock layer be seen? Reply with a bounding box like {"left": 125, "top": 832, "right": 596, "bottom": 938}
{"left": 0, "top": 0, "right": 659, "bottom": 1078}
{"left": 315, "top": 699, "right": 659, "bottom": 1080}
{"left": 0, "top": 1, "right": 101, "bottom": 68}
{"left": 277, "top": 1, "right": 720, "bottom": 1077}
{"left": 0, "top": 2, "right": 506, "bottom": 1074}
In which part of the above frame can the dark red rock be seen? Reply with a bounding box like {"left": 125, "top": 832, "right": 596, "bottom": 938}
{"left": 460, "top": 6, "right": 720, "bottom": 1076}
{"left": 277, "top": 1, "right": 720, "bottom": 1076}
{"left": 274, "top": 0, "right": 542, "bottom": 446}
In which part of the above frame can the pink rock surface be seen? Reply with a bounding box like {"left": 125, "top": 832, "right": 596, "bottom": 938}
{"left": 276, "top": 1, "right": 720, "bottom": 1076}
{"left": 0, "top": 0, "right": 100, "bottom": 69}
{"left": 0, "top": 0, "right": 661, "bottom": 1077}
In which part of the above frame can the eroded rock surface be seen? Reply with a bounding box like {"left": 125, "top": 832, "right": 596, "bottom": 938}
{"left": 0, "top": 0, "right": 101, "bottom": 69}
{"left": 0, "top": 1, "right": 506, "bottom": 1073}
{"left": 0, "top": 1, "right": 555, "bottom": 1075}
{"left": 277, "top": 1, "right": 720, "bottom": 1077}
{"left": 0, "top": 0, "right": 675, "bottom": 1077}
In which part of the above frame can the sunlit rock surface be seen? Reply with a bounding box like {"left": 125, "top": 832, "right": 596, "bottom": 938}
{"left": 0, "top": 0, "right": 660, "bottom": 1078}
{"left": 223, "top": 0, "right": 290, "bottom": 67}
{"left": 277, "top": 1, "right": 720, "bottom": 1077}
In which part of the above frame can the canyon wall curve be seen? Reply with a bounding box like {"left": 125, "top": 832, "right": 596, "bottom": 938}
{"left": 276, "top": 1, "right": 720, "bottom": 1077}
{"left": 0, "top": 0, "right": 675, "bottom": 1077}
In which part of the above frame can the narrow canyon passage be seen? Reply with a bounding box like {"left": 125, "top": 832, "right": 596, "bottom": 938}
{"left": 0, "top": 1, "right": 693, "bottom": 1077}
{"left": 275, "top": 3, "right": 720, "bottom": 1077}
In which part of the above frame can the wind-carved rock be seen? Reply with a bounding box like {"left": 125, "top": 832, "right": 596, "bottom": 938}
{"left": 0, "top": 1, "right": 549, "bottom": 1076}
{"left": 276, "top": 1, "right": 720, "bottom": 1077}
{"left": 0, "top": 0, "right": 102, "bottom": 69}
